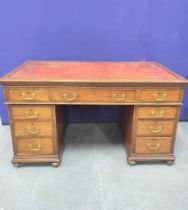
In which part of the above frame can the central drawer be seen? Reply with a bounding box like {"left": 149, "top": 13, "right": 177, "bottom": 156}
{"left": 14, "top": 121, "right": 53, "bottom": 138}
{"left": 52, "top": 87, "right": 136, "bottom": 103}
{"left": 137, "top": 120, "right": 175, "bottom": 136}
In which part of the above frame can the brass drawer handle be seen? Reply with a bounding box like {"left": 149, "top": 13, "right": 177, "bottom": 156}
{"left": 147, "top": 143, "right": 160, "bottom": 150}
{"left": 150, "top": 110, "right": 165, "bottom": 117}
{"left": 112, "top": 93, "right": 126, "bottom": 101}
{"left": 26, "top": 126, "right": 40, "bottom": 135}
{"left": 22, "top": 92, "right": 36, "bottom": 101}
{"left": 25, "top": 111, "right": 39, "bottom": 119}
{"left": 153, "top": 93, "right": 167, "bottom": 101}
{"left": 28, "top": 144, "right": 41, "bottom": 151}
{"left": 149, "top": 125, "right": 163, "bottom": 133}
{"left": 63, "top": 92, "right": 77, "bottom": 101}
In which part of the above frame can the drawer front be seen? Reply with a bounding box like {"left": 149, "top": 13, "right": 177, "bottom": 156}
{"left": 10, "top": 105, "right": 53, "bottom": 120}
{"left": 135, "top": 137, "right": 172, "bottom": 154}
{"left": 6, "top": 88, "right": 50, "bottom": 103}
{"left": 52, "top": 88, "right": 136, "bottom": 103}
{"left": 137, "top": 120, "right": 175, "bottom": 136}
{"left": 14, "top": 121, "right": 53, "bottom": 138}
{"left": 137, "top": 107, "right": 177, "bottom": 119}
{"left": 16, "top": 138, "right": 53, "bottom": 155}
{"left": 139, "top": 89, "right": 181, "bottom": 103}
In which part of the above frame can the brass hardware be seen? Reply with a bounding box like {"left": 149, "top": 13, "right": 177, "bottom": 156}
{"left": 147, "top": 143, "right": 160, "bottom": 150}
{"left": 26, "top": 126, "right": 40, "bottom": 135}
{"left": 28, "top": 144, "right": 41, "bottom": 151}
{"left": 112, "top": 93, "right": 126, "bottom": 101}
{"left": 153, "top": 93, "right": 167, "bottom": 101}
{"left": 150, "top": 110, "right": 165, "bottom": 117}
{"left": 63, "top": 92, "right": 77, "bottom": 101}
{"left": 149, "top": 125, "right": 163, "bottom": 133}
{"left": 25, "top": 111, "right": 39, "bottom": 119}
{"left": 22, "top": 92, "right": 36, "bottom": 100}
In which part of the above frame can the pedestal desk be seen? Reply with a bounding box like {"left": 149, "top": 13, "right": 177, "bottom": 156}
{"left": 0, "top": 61, "right": 187, "bottom": 167}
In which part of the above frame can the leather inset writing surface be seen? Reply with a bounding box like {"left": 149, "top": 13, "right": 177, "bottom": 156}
{"left": 2, "top": 61, "right": 183, "bottom": 82}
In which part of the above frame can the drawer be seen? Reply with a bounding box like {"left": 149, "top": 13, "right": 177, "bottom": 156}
{"left": 16, "top": 138, "right": 53, "bottom": 155}
{"left": 137, "top": 107, "right": 178, "bottom": 119}
{"left": 10, "top": 105, "right": 53, "bottom": 120}
{"left": 14, "top": 121, "right": 53, "bottom": 138}
{"left": 135, "top": 137, "right": 172, "bottom": 154}
{"left": 137, "top": 120, "right": 175, "bottom": 136}
{"left": 5, "top": 88, "right": 50, "bottom": 103}
{"left": 52, "top": 87, "right": 136, "bottom": 103}
{"left": 139, "top": 89, "right": 181, "bottom": 103}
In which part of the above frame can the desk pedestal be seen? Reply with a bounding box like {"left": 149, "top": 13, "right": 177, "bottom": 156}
{"left": 8, "top": 105, "right": 64, "bottom": 167}
{"left": 122, "top": 105, "right": 179, "bottom": 165}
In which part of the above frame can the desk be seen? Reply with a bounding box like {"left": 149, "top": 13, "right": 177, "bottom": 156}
{"left": 0, "top": 61, "right": 187, "bottom": 167}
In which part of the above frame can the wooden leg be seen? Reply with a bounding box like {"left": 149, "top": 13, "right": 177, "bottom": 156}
{"left": 12, "top": 163, "right": 23, "bottom": 168}
{"left": 128, "top": 159, "right": 136, "bottom": 166}
{"left": 165, "top": 160, "right": 174, "bottom": 166}
{"left": 51, "top": 162, "right": 60, "bottom": 167}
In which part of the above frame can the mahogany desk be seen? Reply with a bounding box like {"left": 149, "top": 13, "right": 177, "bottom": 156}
{"left": 0, "top": 61, "right": 187, "bottom": 167}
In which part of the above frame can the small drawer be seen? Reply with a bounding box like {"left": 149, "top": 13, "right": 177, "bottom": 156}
{"left": 52, "top": 87, "right": 136, "bottom": 103}
{"left": 139, "top": 89, "right": 181, "bottom": 103}
{"left": 137, "top": 120, "right": 175, "bottom": 136}
{"left": 10, "top": 105, "right": 53, "bottom": 120}
{"left": 14, "top": 121, "right": 53, "bottom": 138}
{"left": 135, "top": 137, "right": 172, "bottom": 154}
{"left": 5, "top": 88, "right": 50, "bottom": 103}
{"left": 16, "top": 138, "right": 53, "bottom": 155}
{"left": 137, "top": 107, "right": 178, "bottom": 119}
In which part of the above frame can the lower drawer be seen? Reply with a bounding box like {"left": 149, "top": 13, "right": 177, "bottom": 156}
{"left": 137, "top": 107, "right": 178, "bottom": 119}
{"left": 135, "top": 137, "right": 172, "bottom": 154}
{"left": 10, "top": 105, "right": 53, "bottom": 120}
{"left": 16, "top": 138, "right": 54, "bottom": 155}
{"left": 137, "top": 120, "right": 175, "bottom": 136}
{"left": 14, "top": 121, "right": 53, "bottom": 138}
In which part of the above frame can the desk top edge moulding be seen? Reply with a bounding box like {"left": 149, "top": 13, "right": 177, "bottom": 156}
{"left": 0, "top": 60, "right": 187, "bottom": 167}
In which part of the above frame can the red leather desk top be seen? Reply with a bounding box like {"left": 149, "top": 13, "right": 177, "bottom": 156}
{"left": 0, "top": 61, "right": 186, "bottom": 84}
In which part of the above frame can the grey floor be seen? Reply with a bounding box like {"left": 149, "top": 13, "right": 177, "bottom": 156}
{"left": 0, "top": 122, "right": 188, "bottom": 210}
